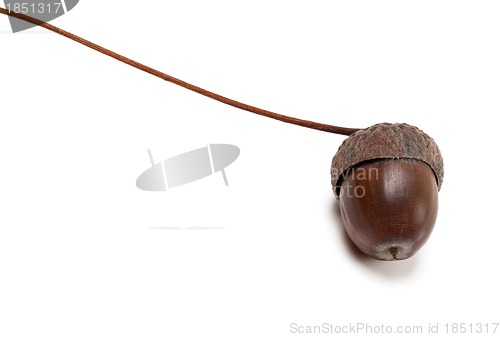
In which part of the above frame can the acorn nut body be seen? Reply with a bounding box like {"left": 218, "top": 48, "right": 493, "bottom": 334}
{"left": 331, "top": 123, "right": 443, "bottom": 261}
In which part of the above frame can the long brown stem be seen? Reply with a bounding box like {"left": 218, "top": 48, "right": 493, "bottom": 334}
{"left": 0, "top": 8, "right": 360, "bottom": 135}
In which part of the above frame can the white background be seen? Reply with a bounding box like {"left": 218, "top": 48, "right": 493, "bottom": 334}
{"left": 1, "top": 1, "right": 499, "bottom": 336}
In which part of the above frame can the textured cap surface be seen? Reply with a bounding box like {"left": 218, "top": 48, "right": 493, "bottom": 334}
{"left": 331, "top": 123, "right": 444, "bottom": 197}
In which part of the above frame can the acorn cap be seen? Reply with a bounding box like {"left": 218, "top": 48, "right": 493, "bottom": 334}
{"left": 331, "top": 123, "right": 444, "bottom": 198}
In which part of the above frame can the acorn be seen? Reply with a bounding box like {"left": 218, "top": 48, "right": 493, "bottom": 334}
{"left": 331, "top": 123, "right": 444, "bottom": 261}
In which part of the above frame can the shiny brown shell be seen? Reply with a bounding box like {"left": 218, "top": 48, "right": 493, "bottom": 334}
{"left": 339, "top": 158, "right": 438, "bottom": 260}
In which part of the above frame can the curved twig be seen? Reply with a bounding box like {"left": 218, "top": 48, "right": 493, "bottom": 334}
{"left": 0, "top": 7, "right": 360, "bottom": 135}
